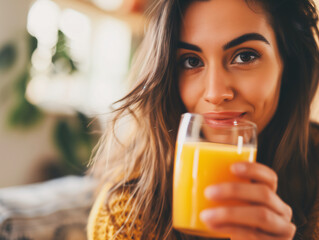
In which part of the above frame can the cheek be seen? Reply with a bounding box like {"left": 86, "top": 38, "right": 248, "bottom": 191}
{"left": 241, "top": 58, "right": 282, "bottom": 104}
{"left": 244, "top": 79, "right": 279, "bottom": 103}
{"left": 178, "top": 75, "right": 203, "bottom": 111}
{"left": 242, "top": 69, "right": 282, "bottom": 130}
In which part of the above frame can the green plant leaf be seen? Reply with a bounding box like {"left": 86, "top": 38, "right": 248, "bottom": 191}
{"left": 0, "top": 43, "right": 17, "bottom": 71}
{"left": 52, "top": 30, "right": 78, "bottom": 74}
{"left": 53, "top": 120, "right": 87, "bottom": 174}
{"left": 15, "top": 71, "right": 29, "bottom": 96}
{"left": 28, "top": 34, "right": 38, "bottom": 59}
{"left": 7, "top": 98, "right": 44, "bottom": 128}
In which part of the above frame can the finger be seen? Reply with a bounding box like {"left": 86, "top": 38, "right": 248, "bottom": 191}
{"left": 205, "top": 183, "right": 293, "bottom": 221}
{"left": 200, "top": 206, "right": 296, "bottom": 237}
{"left": 208, "top": 224, "right": 296, "bottom": 240}
{"left": 231, "top": 162, "right": 278, "bottom": 191}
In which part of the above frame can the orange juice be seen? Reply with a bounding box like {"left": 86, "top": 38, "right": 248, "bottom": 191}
{"left": 173, "top": 141, "right": 256, "bottom": 238}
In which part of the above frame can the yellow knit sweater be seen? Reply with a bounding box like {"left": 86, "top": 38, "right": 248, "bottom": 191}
{"left": 87, "top": 184, "right": 319, "bottom": 240}
{"left": 87, "top": 185, "right": 147, "bottom": 240}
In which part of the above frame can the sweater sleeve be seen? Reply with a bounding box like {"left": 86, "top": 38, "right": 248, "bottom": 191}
{"left": 87, "top": 185, "right": 145, "bottom": 240}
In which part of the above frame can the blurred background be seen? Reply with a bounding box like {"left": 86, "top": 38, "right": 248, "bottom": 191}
{"left": 1, "top": 0, "right": 319, "bottom": 188}
{"left": 0, "top": 0, "right": 151, "bottom": 188}
{"left": 2, "top": 1, "right": 319, "bottom": 239}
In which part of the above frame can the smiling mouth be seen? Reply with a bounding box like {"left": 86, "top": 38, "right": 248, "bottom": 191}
{"left": 203, "top": 112, "right": 247, "bottom": 126}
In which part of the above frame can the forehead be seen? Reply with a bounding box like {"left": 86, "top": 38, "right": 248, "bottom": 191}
{"left": 180, "top": 0, "right": 273, "bottom": 43}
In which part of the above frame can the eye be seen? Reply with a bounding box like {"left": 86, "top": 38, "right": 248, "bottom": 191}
{"left": 231, "top": 51, "right": 260, "bottom": 64}
{"left": 180, "top": 55, "right": 204, "bottom": 69}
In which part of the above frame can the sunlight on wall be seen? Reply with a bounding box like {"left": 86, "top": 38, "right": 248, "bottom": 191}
{"left": 92, "top": 0, "right": 124, "bottom": 11}
{"left": 25, "top": 0, "right": 133, "bottom": 120}
{"left": 27, "top": 0, "right": 60, "bottom": 48}
{"left": 60, "top": 9, "right": 91, "bottom": 64}
{"left": 88, "top": 18, "right": 131, "bottom": 115}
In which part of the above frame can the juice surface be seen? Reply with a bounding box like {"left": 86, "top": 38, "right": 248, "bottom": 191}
{"left": 173, "top": 142, "right": 256, "bottom": 238}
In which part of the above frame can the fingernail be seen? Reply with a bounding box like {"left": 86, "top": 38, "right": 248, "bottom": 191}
{"left": 200, "top": 210, "right": 216, "bottom": 222}
{"left": 231, "top": 163, "right": 246, "bottom": 173}
{"left": 204, "top": 186, "right": 220, "bottom": 199}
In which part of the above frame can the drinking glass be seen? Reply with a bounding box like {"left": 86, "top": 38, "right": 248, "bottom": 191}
{"left": 172, "top": 113, "right": 257, "bottom": 238}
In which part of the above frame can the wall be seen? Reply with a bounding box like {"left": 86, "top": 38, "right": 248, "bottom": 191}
{"left": 0, "top": 0, "right": 60, "bottom": 187}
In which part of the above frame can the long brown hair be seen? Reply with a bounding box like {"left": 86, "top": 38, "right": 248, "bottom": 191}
{"left": 90, "top": 0, "right": 319, "bottom": 239}
{"left": 252, "top": 0, "right": 319, "bottom": 237}
{"left": 90, "top": 1, "right": 185, "bottom": 239}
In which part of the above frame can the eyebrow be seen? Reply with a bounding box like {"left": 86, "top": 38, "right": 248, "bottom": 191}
{"left": 223, "top": 33, "right": 270, "bottom": 50}
{"left": 177, "top": 33, "right": 270, "bottom": 52}
{"left": 177, "top": 41, "right": 202, "bottom": 52}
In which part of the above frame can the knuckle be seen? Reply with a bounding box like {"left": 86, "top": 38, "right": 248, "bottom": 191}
{"left": 229, "top": 183, "right": 241, "bottom": 197}
{"left": 285, "top": 204, "right": 293, "bottom": 219}
{"left": 261, "top": 186, "right": 273, "bottom": 202}
{"left": 258, "top": 208, "right": 272, "bottom": 223}
{"left": 221, "top": 207, "right": 232, "bottom": 217}
{"left": 270, "top": 172, "right": 278, "bottom": 189}
{"left": 288, "top": 223, "right": 297, "bottom": 237}
{"left": 272, "top": 172, "right": 278, "bottom": 184}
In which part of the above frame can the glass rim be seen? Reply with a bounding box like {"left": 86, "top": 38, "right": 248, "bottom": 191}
{"left": 181, "top": 112, "right": 257, "bottom": 130}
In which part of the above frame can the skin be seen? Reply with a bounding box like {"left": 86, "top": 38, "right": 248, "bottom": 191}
{"left": 177, "top": 0, "right": 296, "bottom": 239}
{"left": 178, "top": 0, "right": 283, "bottom": 133}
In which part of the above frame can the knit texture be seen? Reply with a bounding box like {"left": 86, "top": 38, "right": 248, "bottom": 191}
{"left": 87, "top": 185, "right": 148, "bottom": 240}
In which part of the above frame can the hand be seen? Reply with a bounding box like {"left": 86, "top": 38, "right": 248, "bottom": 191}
{"left": 200, "top": 162, "right": 296, "bottom": 240}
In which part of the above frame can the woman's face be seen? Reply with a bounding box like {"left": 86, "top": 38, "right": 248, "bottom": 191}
{"left": 178, "top": 0, "right": 283, "bottom": 133}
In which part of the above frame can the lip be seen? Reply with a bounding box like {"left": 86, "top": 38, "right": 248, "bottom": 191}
{"left": 203, "top": 112, "right": 247, "bottom": 126}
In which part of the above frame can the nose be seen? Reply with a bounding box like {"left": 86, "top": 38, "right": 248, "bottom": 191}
{"left": 203, "top": 67, "right": 234, "bottom": 105}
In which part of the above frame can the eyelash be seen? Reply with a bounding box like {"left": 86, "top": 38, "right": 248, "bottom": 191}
{"left": 179, "top": 50, "right": 261, "bottom": 70}
{"left": 179, "top": 54, "right": 204, "bottom": 69}
{"left": 231, "top": 49, "right": 261, "bottom": 65}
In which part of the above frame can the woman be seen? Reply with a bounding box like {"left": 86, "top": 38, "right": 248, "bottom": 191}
{"left": 87, "top": 0, "right": 319, "bottom": 239}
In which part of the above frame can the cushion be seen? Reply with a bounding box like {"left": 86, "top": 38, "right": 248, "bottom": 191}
{"left": 0, "top": 176, "right": 96, "bottom": 240}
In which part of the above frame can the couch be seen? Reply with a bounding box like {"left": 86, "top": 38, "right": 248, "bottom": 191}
{"left": 0, "top": 176, "right": 96, "bottom": 240}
